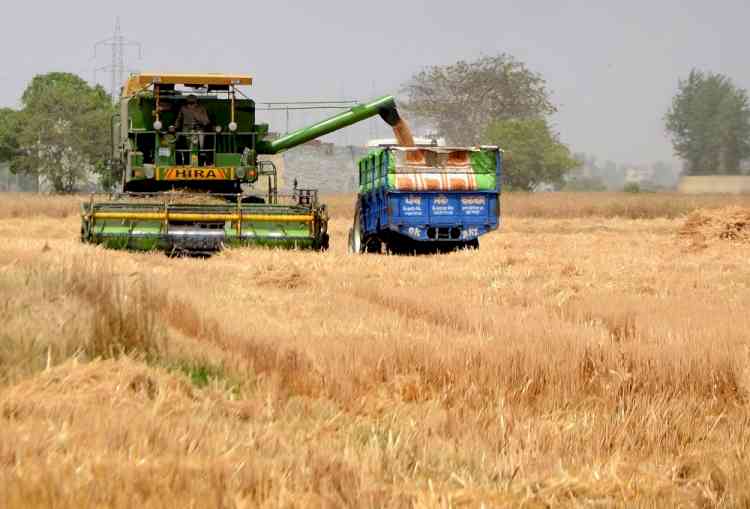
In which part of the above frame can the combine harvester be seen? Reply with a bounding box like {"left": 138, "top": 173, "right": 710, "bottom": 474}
{"left": 81, "top": 73, "right": 405, "bottom": 253}
{"left": 348, "top": 137, "right": 502, "bottom": 254}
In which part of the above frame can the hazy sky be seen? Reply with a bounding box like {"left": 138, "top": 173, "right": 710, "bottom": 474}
{"left": 1, "top": 0, "right": 747, "bottom": 164}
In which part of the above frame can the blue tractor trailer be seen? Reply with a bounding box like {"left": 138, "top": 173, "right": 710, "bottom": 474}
{"left": 347, "top": 145, "right": 502, "bottom": 254}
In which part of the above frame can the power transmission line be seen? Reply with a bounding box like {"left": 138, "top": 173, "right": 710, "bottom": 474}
{"left": 93, "top": 18, "right": 142, "bottom": 102}
{"left": 256, "top": 100, "right": 357, "bottom": 106}
{"left": 255, "top": 100, "right": 359, "bottom": 134}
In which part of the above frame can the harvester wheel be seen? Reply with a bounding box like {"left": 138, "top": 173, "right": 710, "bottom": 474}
{"left": 241, "top": 195, "right": 265, "bottom": 204}
{"left": 80, "top": 217, "right": 91, "bottom": 244}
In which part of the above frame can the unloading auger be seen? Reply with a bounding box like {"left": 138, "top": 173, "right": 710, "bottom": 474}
{"left": 81, "top": 73, "right": 404, "bottom": 253}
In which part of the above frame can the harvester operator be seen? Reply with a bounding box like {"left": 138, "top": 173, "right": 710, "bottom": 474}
{"left": 170, "top": 94, "right": 212, "bottom": 165}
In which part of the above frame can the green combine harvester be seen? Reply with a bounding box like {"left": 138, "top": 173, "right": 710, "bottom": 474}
{"left": 81, "top": 73, "right": 404, "bottom": 253}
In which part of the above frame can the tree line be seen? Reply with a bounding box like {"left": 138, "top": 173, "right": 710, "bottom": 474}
{"left": 665, "top": 69, "right": 750, "bottom": 175}
{"left": 0, "top": 56, "right": 579, "bottom": 193}
{"left": 1, "top": 59, "right": 746, "bottom": 193}
{"left": 406, "top": 60, "right": 750, "bottom": 186}
{"left": 402, "top": 54, "right": 579, "bottom": 190}
{"left": 0, "top": 73, "right": 112, "bottom": 192}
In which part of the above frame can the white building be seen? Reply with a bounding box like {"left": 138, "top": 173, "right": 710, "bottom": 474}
{"left": 624, "top": 166, "right": 654, "bottom": 184}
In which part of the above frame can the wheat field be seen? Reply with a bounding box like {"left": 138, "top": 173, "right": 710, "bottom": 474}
{"left": 1, "top": 192, "right": 750, "bottom": 507}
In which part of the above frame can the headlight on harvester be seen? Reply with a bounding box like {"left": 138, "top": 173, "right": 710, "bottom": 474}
{"left": 236, "top": 167, "right": 246, "bottom": 179}
{"left": 144, "top": 165, "right": 155, "bottom": 179}
{"left": 228, "top": 122, "right": 238, "bottom": 132}
{"left": 215, "top": 125, "right": 222, "bottom": 133}
{"left": 153, "top": 120, "right": 163, "bottom": 131}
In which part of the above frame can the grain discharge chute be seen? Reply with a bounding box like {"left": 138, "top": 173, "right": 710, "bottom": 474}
{"left": 81, "top": 73, "right": 404, "bottom": 253}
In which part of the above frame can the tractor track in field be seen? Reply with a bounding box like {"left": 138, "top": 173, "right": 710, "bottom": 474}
{"left": 347, "top": 286, "right": 488, "bottom": 337}
{"left": 155, "top": 295, "right": 327, "bottom": 398}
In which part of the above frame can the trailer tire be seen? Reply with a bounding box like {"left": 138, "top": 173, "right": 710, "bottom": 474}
{"left": 385, "top": 239, "right": 414, "bottom": 256}
{"left": 463, "top": 239, "right": 479, "bottom": 250}
{"left": 348, "top": 225, "right": 363, "bottom": 254}
{"left": 348, "top": 226, "right": 363, "bottom": 254}
{"left": 348, "top": 202, "right": 365, "bottom": 254}
{"left": 364, "top": 237, "right": 381, "bottom": 254}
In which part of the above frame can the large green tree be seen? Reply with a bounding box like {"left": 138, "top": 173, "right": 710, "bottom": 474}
{"left": 483, "top": 118, "right": 580, "bottom": 191}
{"left": 0, "top": 108, "right": 19, "bottom": 161}
{"left": 665, "top": 70, "right": 750, "bottom": 174}
{"left": 402, "top": 54, "right": 556, "bottom": 145}
{"left": 10, "top": 73, "right": 112, "bottom": 192}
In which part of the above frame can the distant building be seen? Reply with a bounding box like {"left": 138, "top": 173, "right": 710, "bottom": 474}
{"left": 280, "top": 141, "right": 368, "bottom": 193}
{"left": 624, "top": 166, "right": 655, "bottom": 184}
{"left": 0, "top": 162, "right": 9, "bottom": 191}
{"left": 0, "top": 162, "right": 38, "bottom": 192}
{"left": 679, "top": 175, "right": 750, "bottom": 194}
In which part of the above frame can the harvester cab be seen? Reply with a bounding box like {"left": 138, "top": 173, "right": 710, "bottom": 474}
{"left": 81, "top": 72, "right": 405, "bottom": 254}
{"left": 115, "top": 73, "right": 262, "bottom": 195}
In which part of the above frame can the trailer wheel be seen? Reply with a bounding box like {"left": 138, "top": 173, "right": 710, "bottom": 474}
{"left": 348, "top": 201, "right": 370, "bottom": 254}
{"left": 385, "top": 239, "right": 415, "bottom": 256}
{"left": 348, "top": 226, "right": 363, "bottom": 254}
{"left": 348, "top": 217, "right": 363, "bottom": 254}
{"left": 364, "top": 237, "right": 382, "bottom": 254}
{"left": 463, "top": 239, "right": 479, "bottom": 250}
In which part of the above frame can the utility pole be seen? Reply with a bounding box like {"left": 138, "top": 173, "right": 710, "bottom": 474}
{"left": 94, "top": 18, "right": 142, "bottom": 102}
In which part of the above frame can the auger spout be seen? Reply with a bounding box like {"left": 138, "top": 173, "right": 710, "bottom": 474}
{"left": 259, "top": 95, "right": 402, "bottom": 154}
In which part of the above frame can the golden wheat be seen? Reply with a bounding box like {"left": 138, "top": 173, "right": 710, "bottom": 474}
{"left": 1, "top": 192, "right": 750, "bottom": 507}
